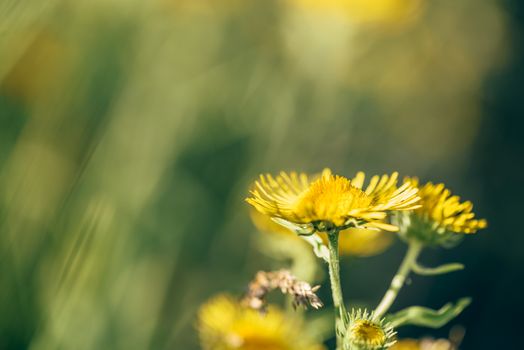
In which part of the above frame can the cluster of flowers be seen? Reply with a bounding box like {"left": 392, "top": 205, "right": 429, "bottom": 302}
{"left": 198, "top": 169, "right": 486, "bottom": 350}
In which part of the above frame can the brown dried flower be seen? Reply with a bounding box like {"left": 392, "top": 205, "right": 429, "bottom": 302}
{"left": 241, "top": 269, "right": 323, "bottom": 312}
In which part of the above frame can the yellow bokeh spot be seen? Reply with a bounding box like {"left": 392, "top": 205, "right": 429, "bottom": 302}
{"left": 288, "top": 0, "right": 423, "bottom": 25}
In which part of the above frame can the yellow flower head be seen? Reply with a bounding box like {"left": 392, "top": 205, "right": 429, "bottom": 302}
{"left": 247, "top": 169, "right": 420, "bottom": 232}
{"left": 350, "top": 320, "right": 386, "bottom": 347}
{"left": 344, "top": 309, "right": 396, "bottom": 350}
{"left": 411, "top": 178, "right": 487, "bottom": 234}
{"left": 198, "top": 294, "right": 324, "bottom": 350}
{"left": 395, "top": 178, "right": 487, "bottom": 246}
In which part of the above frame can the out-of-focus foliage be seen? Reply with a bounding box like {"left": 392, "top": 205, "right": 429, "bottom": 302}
{"left": 0, "top": 0, "right": 516, "bottom": 349}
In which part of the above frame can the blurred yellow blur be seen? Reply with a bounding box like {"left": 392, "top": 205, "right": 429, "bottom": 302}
{"left": 288, "top": 0, "right": 423, "bottom": 25}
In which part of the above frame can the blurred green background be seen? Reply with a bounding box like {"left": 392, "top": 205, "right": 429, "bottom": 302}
{"left": 0, "top": 0, "right": 522, "bottom": 349}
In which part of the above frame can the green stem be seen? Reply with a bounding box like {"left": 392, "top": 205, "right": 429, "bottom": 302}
{"left": 373, "top": 241, "right": 423, "bottom": 320}
{"left": 326, "top": 230, "right": 348, "bottom": 348}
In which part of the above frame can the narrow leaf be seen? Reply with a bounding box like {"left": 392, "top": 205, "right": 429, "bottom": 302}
{"left": 386, "top": 297, "right": 472, "bottom": 328}
{"left": 412, "top": 261, "right": 464, "bottom": 276}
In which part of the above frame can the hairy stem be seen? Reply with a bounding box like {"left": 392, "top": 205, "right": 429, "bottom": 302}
{"left": 327, "top": 230, "right": 348, "bottom": 348}
{"left": 373, "top": 241, "right": 423, "bottom": 320}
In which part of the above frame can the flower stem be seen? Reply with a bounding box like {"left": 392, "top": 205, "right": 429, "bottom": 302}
{"left": 326, "top": 230, "right": 348, "bottom": 348}
{"left": 373, "top": 241, "right": 423, "bottom": 320}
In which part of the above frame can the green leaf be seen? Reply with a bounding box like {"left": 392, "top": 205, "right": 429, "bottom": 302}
{"left": 386, "top": 297, "right": 472, "bottom": 328}
{"left": 411, "top": 261, "right": 464, "bottom": 276}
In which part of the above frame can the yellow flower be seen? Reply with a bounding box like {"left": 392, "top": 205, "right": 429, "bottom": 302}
{"left": 344, "top": 309, "right": 396, "bottom": 350}
{"left": 198, "top": 294, "right": 325, "bottom": 350}
{"left": 394, "top": 178, "right": 487, "bottom": 246}
{"left": 349, "top": 320, "right": 386, "bottom": 347}
{"left": 408, "top": 178, "right": 487, "bottom": 234}
{"left": 247, "top": 169, "right": 420, "bottom": 232}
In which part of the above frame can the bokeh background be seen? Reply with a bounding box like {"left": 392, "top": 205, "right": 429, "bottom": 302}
{"left": 0, "top": 0, "right": 522, "bottom": 349}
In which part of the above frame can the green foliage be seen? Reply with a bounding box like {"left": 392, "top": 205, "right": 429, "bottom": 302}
{"left": 411, "top": 261, "right": 465, "bottom": 276}
{"left": 386, "top": 298, "right": 472, "bottom": 329}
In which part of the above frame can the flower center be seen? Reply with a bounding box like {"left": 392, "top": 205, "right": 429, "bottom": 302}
{"left": 293, "top": 174, "right": 371, "bottom": 226}
{"left": 349, "top": 320, "right": 387, "bottom": 347}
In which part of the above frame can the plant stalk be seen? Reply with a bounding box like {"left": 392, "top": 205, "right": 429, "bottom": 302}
{"left": 326, "top": 230, "right": 348, "bottom": 348}
{"left": 373, "top": 241, "right": 423, "bottom": 320}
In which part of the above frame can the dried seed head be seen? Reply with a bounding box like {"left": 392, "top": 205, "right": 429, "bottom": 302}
{"left": 241, "top": 270, "right": 323, "bottom": 312}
